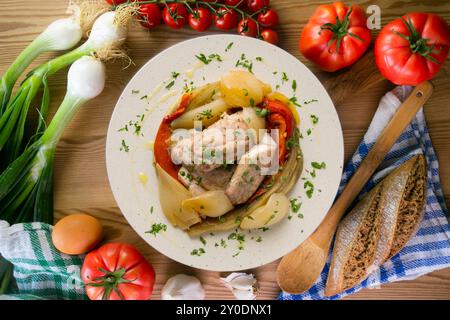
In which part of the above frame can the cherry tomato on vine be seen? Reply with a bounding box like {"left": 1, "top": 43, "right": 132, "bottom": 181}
{"left": 238, "top": 18, "right": 258, "bottom": 37}
{"left": 257, "top": 9, "right": 278, "bottom": 28}
{"left": 162, "top": 3, "right": 188, "bottom": 29}
{"left": 225, "top": 0, "right": 245, "bottom": 7}
{"left": 189, "top": 7, "right": 213, "bottom": 32}
{"left": 138, "top": 4, "right": 162, "bottom": 29}
{"left": 247, "top": 0, "right": 269, "bottom": 13}
{"left": 214, "top": 8, "right": 239, "bottom": 30}
{"left": 261, "top": 29, "right": 278, "bottom": 44}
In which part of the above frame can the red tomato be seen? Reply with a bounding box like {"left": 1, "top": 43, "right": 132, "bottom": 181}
{"left": 214, "top": 8, "right": 239, "bottom": 30}
{"left": 138, "top": 4, "right": 162, "bottom": 29}
{"left": 162, "top": 3, "right": 188, "bottom": 29}
{"left": 238, "top": 18, "right": 258, "bottom": 37}
{"left": 299, "top": 2, "right": 372, "bottom": 72}
{"left": 258, "top": 9, "right": 279, "bottom": 28}
{"left": 105, "top": 0, "right": 127, "bottom": 4}
{"left": 225, "top": 0, "right": 245, "bottom": 7}
{"left": 247, "top": 0, "right": 269, "bottom": 13}
{"left": 375, "top": 13, "right": 450, "bottom": 85}
{"left": 189, "top": 7, "right": 213, "bottom": 32}
{"left": 81, "top": 243, "right": 155, "bottom": 300}
{"left": 261, "top": 28, "right": 279, "bottom": 45}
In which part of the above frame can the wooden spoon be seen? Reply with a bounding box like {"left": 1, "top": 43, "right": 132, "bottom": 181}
{"left": 277, "top": 81, "right": 434, "bottom": 294}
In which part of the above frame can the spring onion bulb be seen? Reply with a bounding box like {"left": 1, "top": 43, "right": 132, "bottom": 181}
{"left": 0, "top": 56, "right": 105, "bottom": 225}
{"left": 0, "top": 17, "right": 83, "bottom": 114}
{"left": 0, "top": 9, "right": 130, "bottom": 166}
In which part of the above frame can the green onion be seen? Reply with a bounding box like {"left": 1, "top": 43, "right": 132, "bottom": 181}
{"left": 0, "top": 56, "right": 106, "bottom": 225}
{"left": 0, "top": 11, "right": 129, "bottom": 167}
{"left": 0, "top": 17, "right": 83, "bottom": 114}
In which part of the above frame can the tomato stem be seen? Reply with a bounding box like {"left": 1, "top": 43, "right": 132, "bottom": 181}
{"left": 319, "top": 7, "right": 364, "bottom": 54}
{"left": 87, "top": 267, "right": 135, "bottom": 300}
{"left": 392, "top": 17, "right": 440, "bottom": 64}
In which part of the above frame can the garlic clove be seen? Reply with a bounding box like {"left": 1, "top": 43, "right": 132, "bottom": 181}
{"left": 220, "top": 272, "right": 258, "bottom": 300}
{"left": 161, "top": 274, "right": 205, "bottom": 300}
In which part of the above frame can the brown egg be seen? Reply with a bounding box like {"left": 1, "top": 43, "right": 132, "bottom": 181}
{"left": 52, "top": 213, "right": 103, "bottom": 255}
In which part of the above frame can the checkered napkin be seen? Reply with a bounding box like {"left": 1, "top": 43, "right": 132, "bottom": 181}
{"left": 0, "top": 221, "right": 87, "bottom": 300}
{"left": 279, "top": 85, "right": 450, "bottom": 300}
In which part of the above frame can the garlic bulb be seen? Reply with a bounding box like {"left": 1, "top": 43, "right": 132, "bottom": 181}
{"left": 161, "top": 274, "right": 205, "bottom": 300}
{"left": 221, "top": 272, "right": 258, "bottom": 300}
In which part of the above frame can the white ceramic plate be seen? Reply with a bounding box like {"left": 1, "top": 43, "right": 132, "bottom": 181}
{"left": 106, "top": 35, "right": 344, "bottom": 271}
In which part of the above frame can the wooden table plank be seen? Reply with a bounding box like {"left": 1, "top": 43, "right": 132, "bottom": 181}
{"left": 1, "top": 0, "right": 450, "bottom": 300}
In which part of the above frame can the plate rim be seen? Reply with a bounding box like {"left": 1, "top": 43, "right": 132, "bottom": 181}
{"left": 105, "top": 34, "right": 344, "bottom": 271}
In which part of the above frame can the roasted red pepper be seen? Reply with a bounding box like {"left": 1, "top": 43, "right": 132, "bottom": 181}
{"left": 154, "top": 93, "right": 191, "bottom": 180}
{"left": 260, "top": 98, "right": 294, "bottom": 164}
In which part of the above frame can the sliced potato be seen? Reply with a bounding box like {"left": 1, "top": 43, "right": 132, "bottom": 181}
{"left": 155, "top": 164, "right": 201, "bottom": 230}
{"left": 187, "top": 82, "right": 221, "bottom": 111}
{"left": 240, "top": 193, "right": 290, "bottom": 229}
{"left": 171, "top": 98, "right": 230, "bottom": 129}
{"left": 182, "top": 190, "right": 234, "bottom": 218}
{"left": 220, "top": 70, "right": 269, "bottom": 107}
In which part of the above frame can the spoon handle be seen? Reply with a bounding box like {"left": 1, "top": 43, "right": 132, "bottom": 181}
{"left": 313, "top": 81, "right": 434, "bottom": 247}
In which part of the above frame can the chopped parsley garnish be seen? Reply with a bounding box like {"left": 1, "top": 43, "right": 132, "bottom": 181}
{"left": 265, "top": 214, "right": 276, "bottom": 225}
{"left": 311, "top": 161, "right": 326, "bottom": 170}
{"left": 220, "top": 238, "right": 227, "bottom": 248}
{"left": 249, "top": 97, "right": 255, "bottom": 107}
{"left": 146, "top": 223, "right": 167, "bottom": 236}
{"left": 290, "top": 198, "right": 302, "bottom": 213}
{"left": 232, "top": 251, "right": 240, "bottom": 258}
{"left": 118, "top": 124, "right": 128, "bottom": 132}
{"left": 306, "top": 128, "right": 312, "bottom": 136}
{"left": 191, "top": 248, "right": 206, "bottom": 256}
{"left": 228, "top": 232, "right": 245, "bottom": 250}
{"left": 171, "top": 71, "right": 180, "bottom": 79}
{"left": 218, "top": 215, "right": 226, "bottom": 223}
{"left": 120, "top": 139, "right": 129, "bottom": 153}
{"left": 255, "top": 107, "right": 269, "bottom": 117}
{"left": 259, "top": 227, "right": 270, "bottom": 232}
{"left": 225, "top": 42, "right": 234, "bottom": 52}
{"left": 304, "top": 180, "right": 314, "bottom": 199}
{"left": 165, "top": 80, "right": 175, "bottom": 90}
{"left": 183, "top": 81, "right": 196, "bottom": 93}
{"left": 281, "top": 72, "right": 289, "bottom": 84}
{"left": 286, "top": 136, "right": 299, "bottom": 149}
{"left": 140, "top": 94, "right": 148, "bottom": 100}
{"left": 197, "top": 109, "right": 213, "bottom": 120}
{"left": 131, "top": 89, "right": 140, "bottom": 94}
{"left": 200, "top": 236, "right": 207, "bottom": 246}
{"left": 255, "top": 236, "right": 262, "bottom": 243}
{"left": 310, "top": 114, "right": 319, "bottom": 125}
{"left": 292, "top": 80, "right": 297, "bottom": 91}
{"left": 289, "top": 96, "right": 302, "bottom": 107}
{"left": 256, "top": 56, "right": 263, "bottom": 61}
{"left": 304, "top": 99, "right": 318, "bottom": 105}
{"left": 150, "top": 206, "right": 154, "bottom": 214}
{"left": 235, "top": 53, "right": 253, "bottom": 73}
{"left": 195, "top": 53, "right": 223, "bottom": 65}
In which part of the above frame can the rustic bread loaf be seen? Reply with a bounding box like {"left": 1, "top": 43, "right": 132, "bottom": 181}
{"left": 324, "top": 155, "right": 426, "bottom": 296}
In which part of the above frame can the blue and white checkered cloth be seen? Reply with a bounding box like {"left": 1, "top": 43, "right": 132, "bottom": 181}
{"left": 279, "top": 85, "right": 450, "bottom": 300}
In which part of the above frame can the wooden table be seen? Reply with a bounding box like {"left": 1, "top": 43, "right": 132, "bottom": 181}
{"left": 1, "top": 0, "right": 450, "bottom": 300}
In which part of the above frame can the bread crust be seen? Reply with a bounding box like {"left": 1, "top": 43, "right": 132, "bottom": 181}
{"left": 324, "top": 155, "right": 427, "bottom": 296}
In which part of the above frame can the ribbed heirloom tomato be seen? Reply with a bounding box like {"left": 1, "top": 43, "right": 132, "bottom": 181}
{"left": 375, "top": 13, "right": 450, "bottom": 85}
{"left": 81, "top": 243, "right": 155, "bottom": 300}
{"left": 299, "top": 2, "right": 372, "bottom": 72}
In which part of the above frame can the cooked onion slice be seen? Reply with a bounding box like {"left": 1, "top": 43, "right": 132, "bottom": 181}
{"left": 182, "top": 190, "right": 234, "bottom": 218}
{"left": 240, "top": 193, "right": 290, "bottom": 229}
{"left": 155, "top": 164, "right": 201, "bottom": 229}
{"left": 171, "top": 98, "right": 230, "bottom": 129}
